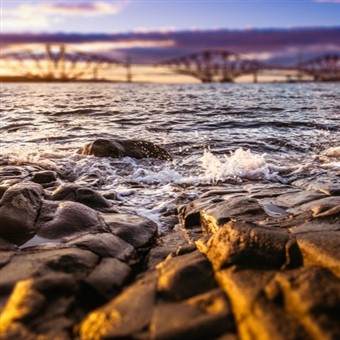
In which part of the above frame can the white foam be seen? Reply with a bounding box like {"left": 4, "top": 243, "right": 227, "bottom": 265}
{"left": 200, "top": 148, "right": 284, "bottom": 183}
{"left": 322, "top": 146, "right": 340, "bottom": 158}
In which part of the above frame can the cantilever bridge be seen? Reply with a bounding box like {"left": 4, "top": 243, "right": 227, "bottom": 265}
{"left": 1, "top": 45, "right": 339, "bottom": 83}
{"left": 0, "top": 44, "right": 130, "bottom": 81}
{"left": 158, "top": 50, "right": 340, "bottom": 83}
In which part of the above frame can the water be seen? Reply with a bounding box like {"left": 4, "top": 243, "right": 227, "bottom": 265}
{"left": 1, "top": 82, "right": 339, "bottom": 230}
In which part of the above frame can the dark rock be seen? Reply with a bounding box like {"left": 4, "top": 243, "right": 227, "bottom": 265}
{"left": 66, "top": 233, "right": 135, "bottom": 261}
{"left": 37, "top": 201, "right": 109, "bottom": 239}
{"left": 79, "top": 138, "right": 172, "bottom": 161}
{"left": 157, "top": 251, "right": 216, "bottom": 301}
{"left": 32, "top": 170, "right": 57, "bottom": 184}
{"left": 0, "top": 247, "right": 98, "bottom": 293}
{"left": 292, "top": 177, "right": 340, "bottom": 196}
{"left": 80, "top": 272, "right": 157, "bottom": 339}
{"left": 150, "top": 289, "right": 235, "bottom": 340}
{"left": 198, "top": 221, "right": 291, "bottom": 271}
{"left": 85, "top": 258, "right": 131, "bottom": 299}
{"left": 51, "top": 183, "right": 113, "bottom": 211}
{"left": 0, "top": 182, "right": 44, "bottom": 244}
{"left": 273, "top": 190, "right": 326, "bottom": 208}
{"left": 0, "top": 178, "right": 21, "bottom": 199}
{"left": 0, "top": 237, "right": 18, "bottom": 251}
{"left": 103, "top": 213, "right": 157, "bottom": 248}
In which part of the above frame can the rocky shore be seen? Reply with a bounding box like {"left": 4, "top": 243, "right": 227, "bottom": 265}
{"left": 0, "top": 139, "right": 339, "bottom": 340}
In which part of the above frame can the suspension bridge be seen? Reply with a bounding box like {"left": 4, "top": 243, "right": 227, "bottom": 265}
{"left": 0, "top": 44, "right": 339, "bottom": 83}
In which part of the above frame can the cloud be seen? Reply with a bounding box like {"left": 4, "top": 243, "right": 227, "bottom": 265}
{"left": 315, "top": 0, "right": 340, "bottom": 2}
{"left": 1, "top": 27, "right": 339, "bottom": 65}
{"left": 1, "top": 1, "right": 128, "bottom": 30}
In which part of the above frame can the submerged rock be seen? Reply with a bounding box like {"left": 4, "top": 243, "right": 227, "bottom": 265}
{"left": 79, "top": 138, "right": 172, "bottom": 161}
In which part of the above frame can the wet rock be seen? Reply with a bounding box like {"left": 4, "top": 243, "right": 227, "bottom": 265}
{"left": 296, "top": 231, "right": 340, "bottom": 278}
{"left": 0, "top": 247, "right": 98, "bottom": 293}
{"left": 151, "top": 289, "right": 235, "bottom": 340}
{"left": 32, "top": 170, "right": 57, "bottom": 184}
{"left": 0, "top": 182, "right": 44, "bottom": 244}
{"left": 200, "top": 196, "right": 268, "bottom": 233}
{"left": 37, "top": 201, "right": 109, "bottom": 239}
{"left": 198, "top": 221, "right": 292, "bottom": 271}
{"left": 66, "top": 233, "right": 135, "bottom": 261}
{"left": 157, "top": 251, "right": 216, "bottom": 301}
{"left": 51, "top": 183, "right": 113, "bottom": 211}
{"left": 273, "top": 190, "right": 326, "bottom": 208}
{"left": 80, "top": 272, "right": 157, "bottom": 339}
{"left": 292, "top": 177, "right": 340, "bottom": 196}
{"left": 80, "top": 138, "right": 172, "bottom": 161}
{"left": 103, "top": 213, "right": 157, "bottom": 248}
{"left": 85, "top": 258, "right": 131, "bottom": 299}
{"left": 0, "top": 237, "right": 17, "bottom": 251}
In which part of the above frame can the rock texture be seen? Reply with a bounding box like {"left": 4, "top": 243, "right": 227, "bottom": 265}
{"left": 0, "top": 177, "right": 339, "bottom": 339}
{"left": 79, "top": 138, "right": 172, "bottom": 161}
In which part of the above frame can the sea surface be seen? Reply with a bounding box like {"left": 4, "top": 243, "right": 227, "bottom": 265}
{"left": 1, "top": 82, "right": 339, "bottom": 230}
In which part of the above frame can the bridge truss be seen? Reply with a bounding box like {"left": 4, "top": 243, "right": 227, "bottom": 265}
{"left": 297, "top": 54, "right": 340, "bottom": 81}
{"left": 0, "top": 44, "right": 128, "bottom": 81}
{"left": 157, "top": 50, "right": 270, "bottom": 82}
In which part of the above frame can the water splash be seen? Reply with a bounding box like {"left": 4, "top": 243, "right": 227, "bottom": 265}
{"left": 200, "top": 148, "right": 285, "bottom": 183}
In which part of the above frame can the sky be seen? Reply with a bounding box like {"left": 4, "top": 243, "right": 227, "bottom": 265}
{"left": 1, "top": 0, "right": 339, "bottom": 80}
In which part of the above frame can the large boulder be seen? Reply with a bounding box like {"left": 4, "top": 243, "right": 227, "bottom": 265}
{"left": 79, "top": 138, "right": 172, "bottom": 161}
{"left": 0, "top": 182, "right": 44, "bottom": 244}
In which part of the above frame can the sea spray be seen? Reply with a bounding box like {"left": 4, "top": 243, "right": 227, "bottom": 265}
{"left": 200, "top": 148, "right": 284, "bottom": 183}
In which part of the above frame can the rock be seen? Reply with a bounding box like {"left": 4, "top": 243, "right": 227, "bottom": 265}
{"left": 0, "top": 179, "right": 21, "bottom": 199}
{"left": 292, "top": 177, "right": 340, "bottom": 196}
{"left": 150, "top": 289, "right": 235, "bottom": 340}
{"left": 273, "top": 266, "right": 340, "bottom": 339}
{"left": 32, "top": 170, "right": 57, "bottom": 184}
{"left": 85, "top": 258, "right": 131, "bottom": 299}
{"left": 66, "top": 233, "right": 135, "bottom": 262}
{"left": 79, "top": 138, "right": 172, "bottom": 161}
{"left": 37, "top": 201, "right": 109, "bottom": 239}
{"left": 0, "top": 250, "right": 15, "bottom": 268}
{"left": 216, "top": 267, "right": 310, "bottom": 340}
{"left": 0, "top": 247, "right": 98, "bottom": 293}
{"left": 198, "top": 221, "right": 293, "bottom": 271}
{"left": 157, "top": 251, "right": 216, "bottom": 301}
{"left": 0, "top": 274, "right": 77, "bottom": 340}
{"left": 51, "top": 184, "right": 113, "bottom": 211}
{"left": 296, "top": 231, "right": 340, "bottom": 278}
{"left": 273, "top": 190, "right": 326, "bottom": 208}
{"left": 103, "top": 213, "right": 157, "bottom": 248}
{"left": 0, "top": 182, "right": 44, "bottom": 244}
{"left": 80, "top": 272, "right": 157, "bottom": 339}
{"left": 200, "top": 196, "right": 268, "bottom": 233}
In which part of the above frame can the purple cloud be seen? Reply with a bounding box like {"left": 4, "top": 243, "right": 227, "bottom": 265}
{"left": 1, "top": 27, "right": 339, "bottom": 65}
